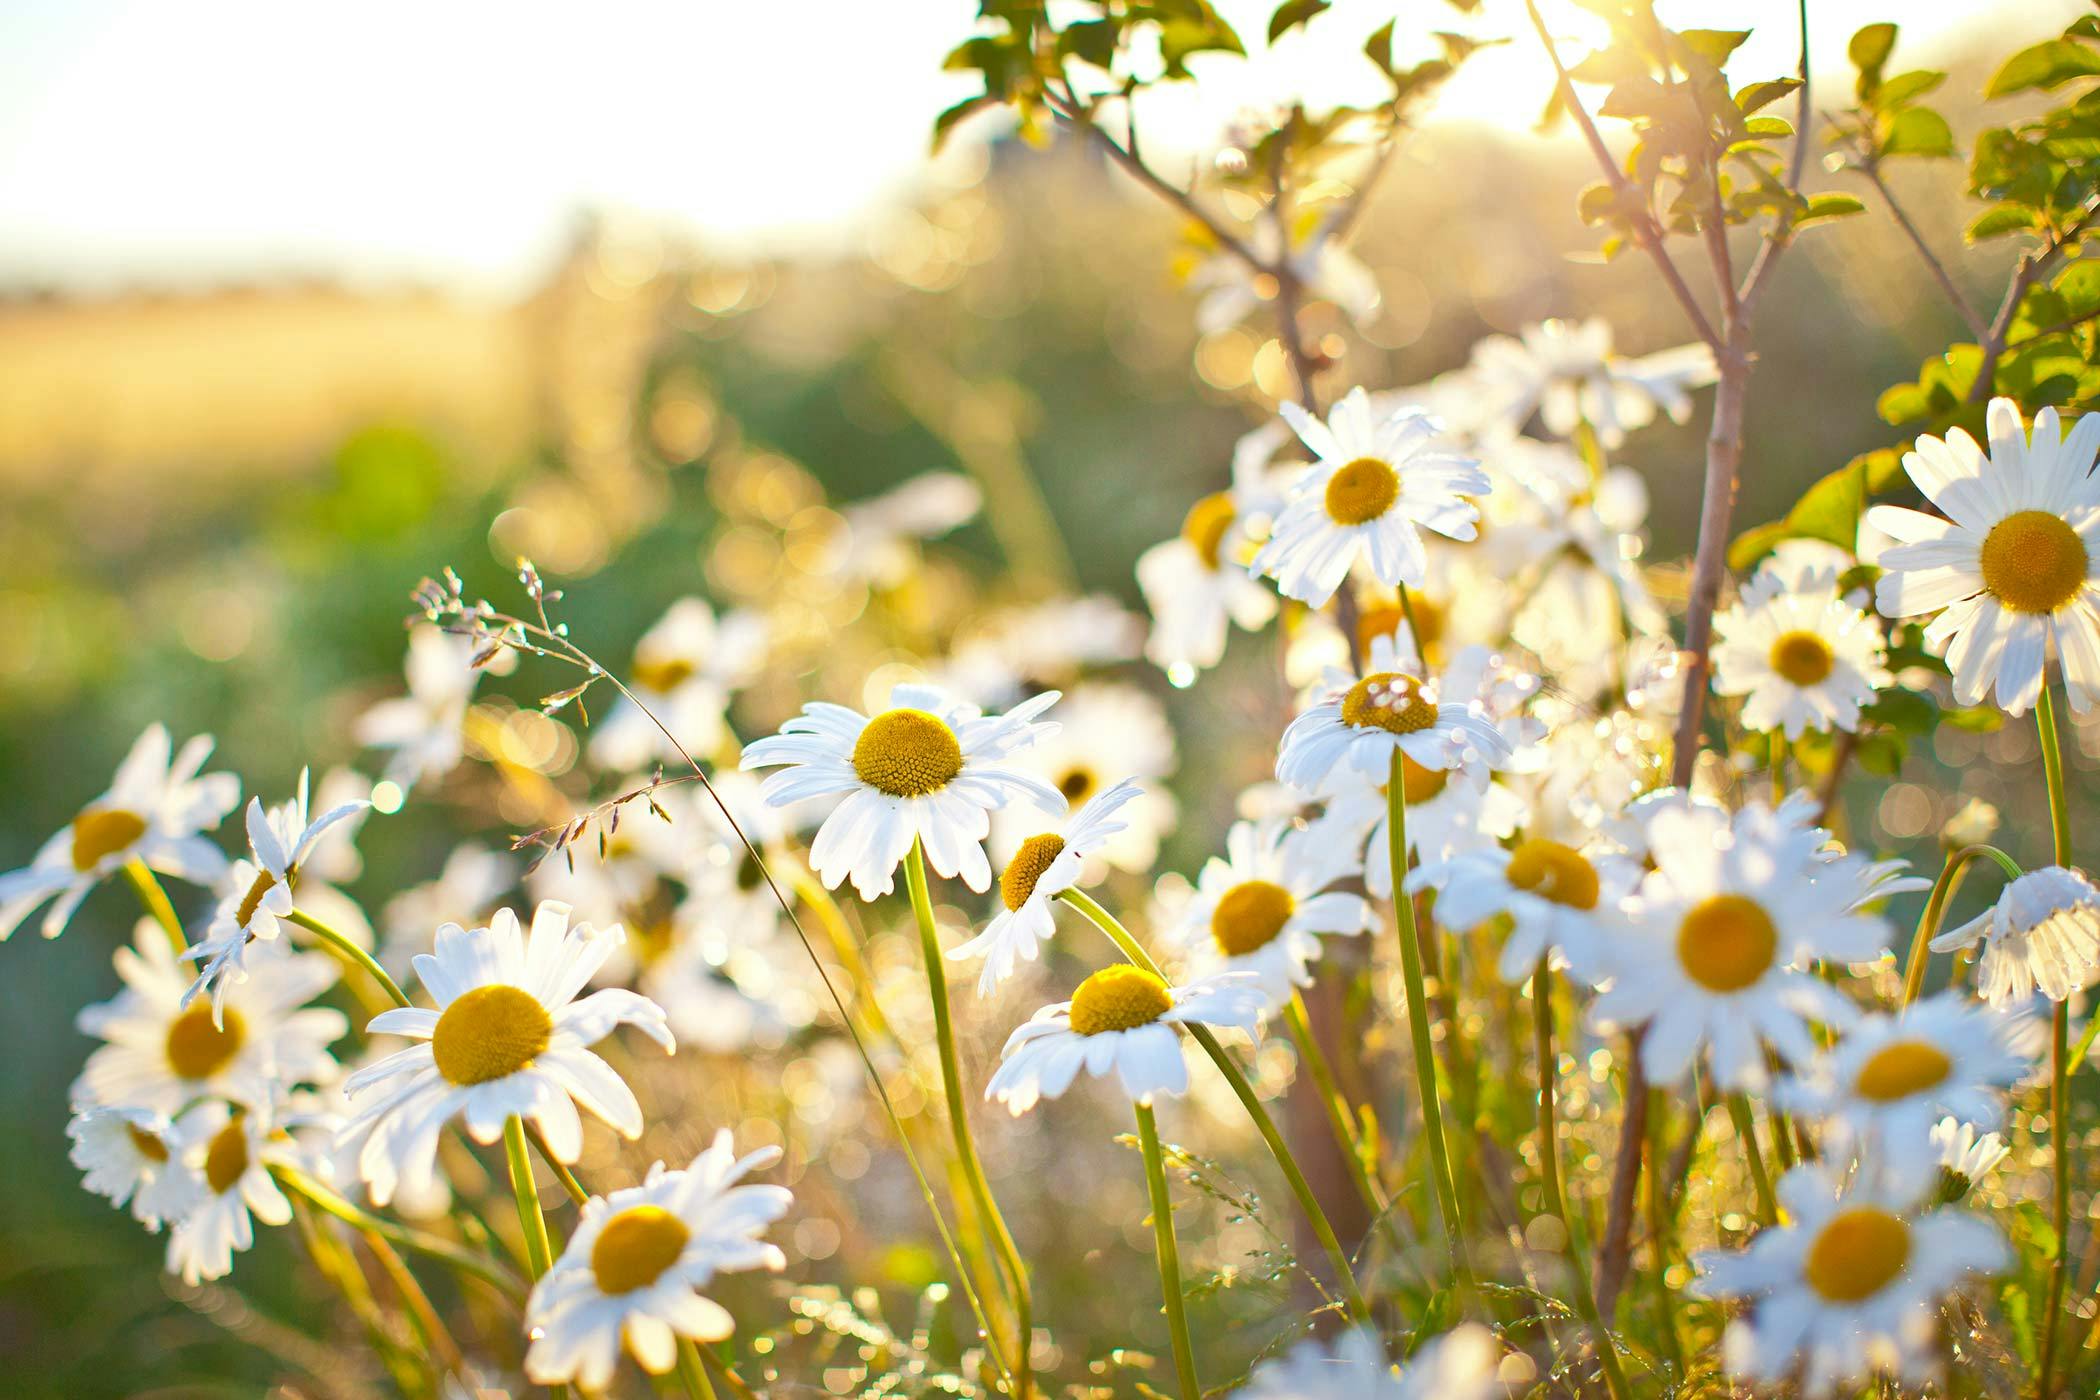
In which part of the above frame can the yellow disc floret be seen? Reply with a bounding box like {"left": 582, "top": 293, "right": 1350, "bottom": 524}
{"left": 1324, "top": 457, "right": 1400, "bottom": 525}
{"left": 1805, "top": 1207, "right": 1911, "bottom": 1303}
{"left": 1853, "top": 1040, "right": 1954, "bottom": 1102}
{"left": 1980, "top": 509, "right": 2089, "bottom": 614}
{"left": 431, "top": 984, "right": 553, "bottom": 1086}
{"left": 1068, "top": 964, "right": 1174, "bottom": 1036}
{"left": 1340, "top": 672, "right": 1437, "bottom": 735}
{"left": 1057, "top": 765, "right": 1097, "bottom": 805}
{"left": 591, "top": 1204, "right": 691, "bottom": 1295}
{"left": 204, "top": 1116, "right": 249, "bottom": 1195}
{"left": 851, "top": 709, "right": 965, "bottom": 798}
{"left": 1211, "top": 879, "right": 1295, "bottom": 956}
{"left": 235, "top": 867, "right": 279, "bottom": 928}
{"left": 1676, "top": 894, "right": 1779, "bottom": 993}
{"left": 631, "top": 656, "right": 697, "bottom": 693}
{"left": 1399, "top": 754, "right": 1449, "bottom": 805}
{"left": 1768, "top": 630, "right": 1836, "bottom": 686}
{"left": 166, "top": 1002, "right": 246, "bottom": 1081}
{"left": 1505, "top": 839, "right": 1601, "bottom": 910}
{"left": 71, "top": 807, "right": 147, "bottom": 872}
{"left": 127, "top": 1122, "right": 170, "bottom": 1164}
{"left": 1181, "top": 492, "right": 1239, "bottom": 570}
{"left": 1001, "top": 833, "right": 1067, "bottom": 911}
{"left": 1356, "top": 598, "right": 1445, "bottom": 661}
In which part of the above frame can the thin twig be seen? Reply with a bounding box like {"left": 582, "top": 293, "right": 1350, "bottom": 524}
{"left": 1828, "top": 123, "right": 1985, "bottom": 338}
{"left": 1969, "top": 196, "right": 2100, "bottom": 404}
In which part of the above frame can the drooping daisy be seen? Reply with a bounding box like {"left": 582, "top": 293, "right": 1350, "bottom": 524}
{"left": 523, "top": 1130, "right": 791, "bottom": 1390}
{"left": 986, "top": 966, "right": 1267, "bottom": 1114}
{"left": 993, "top": 682, "right": 1177, "bottom": 872}
{"left": 1930, "top": 864, "right": 2100, "bottom": 1006}
{"left": 1232, "top": 1323, "right": 1500, "bottom": 1400}
{"left": 165, "top": 1101, "right": 298, "bottom": 1284}
{"left": 1276, "top": 648, "right": 1517, "bottom": 797}
{"left": 1466, "top": 317, "right": 1717, "bottom": 447}
{"left": 67, "top": 1104, "right": 204, "bottom": 1231}
{"left": 74, "top": 920, "right": 346, "bottom": 1114}
{"left": 1931, "top": 1116, "right": 2010, "bottom": 1202}
{"left": 951, "top": 780, "right": 1144, "bottom": 998}
{"left": 740, "top": 683, "right": 1063, "bottom": 900}
{"left": 590, "top": 598, "right": 768, "bottom": 772}
{"left": 1590, "top": 798, "right": 1898, "bottom": 1087}
{"left": 0, "top": 724, "right": 237, "bottom": 942}
{"left": 1713, "top": 559, "right": 1890, "bottom": 738}
{"left": 338, "top": 902, "right": 674, "bottom": 1207}
{"left": 1868, "top": 398, "right": 2100, "bottom": 714}
{"left": 1251, "top": 387, "right": 1490, "bottom": 606}
{"left": 356, "top": 624, "right": 506, "bottom": 793}
{"left": 1406, "top": 836, "right": 1638, "bottom": 985}
{"left": 1136, "top": 428, "right": 1286, "bottom": 679}
{"left": 1777, "top": 993, "right": 2030, "bottom": 1190}
{"left": 1689, "top": 1164, "right": 2007, "bottom": 1396}
{"left": 1168, "top": 817, "right": 1371, "bottom": 1006}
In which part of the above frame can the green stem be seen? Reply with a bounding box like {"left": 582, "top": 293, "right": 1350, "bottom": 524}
{"left": 122, "top": 859, "right": 186, "bottom": 951}
{"left": 503, "top": 1116, "right": 555, "bottom": 1280}
{"left": 1643, "top": 1089, "right": 1685, "bottom": 1371}
{"left": 273, "top": 1164, "right": 526, "bottom": 1303}
{"left": 287, "top": 907, "right": 411, "bottom": 1008}
{"left": 676, "top": 1338, "right": 722, "bottom": 1400}
{"left": 905, "top": 840, "right": 1030, "bottom": 1395}
{"left": 526, "top": 1123, "right": 590, "bottom": 1206}
{"left": 1134, "top": 1102, "right": 1200, "bottom": 1399}
{"left": 2037, "top": 685, "right": 2074, "bottom": 1400}
{"left": 1532, "top": 959, "right": 1629, "bottom": 1400}
{"left": 1057, "top": 889, "right": 1373, "bottom": 1324}
{"left": 1283, "top": 992, "right": 1399, "bottom": 1246}
{"left": 1902, "top": 844, "right": 2021, "bottom": 1007}
{"left": 1388, "top": 748, "right": 1475, "bottom": 1294}
{"left": 1724, "top": 1094, "right": 1778, "bottom": 1227}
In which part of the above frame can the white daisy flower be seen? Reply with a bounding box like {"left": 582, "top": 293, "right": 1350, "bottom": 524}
{"left": 1930, "top": 864, "right": 2100, "bottom": 1006}
{"left": 1712, "top": 562, "right": 1890, "bottom": 739}
{"left": 1232, "top": 1323, "right": 1500, "bottom": 1400}
{"left": 951, "top": 780, "right": 1144, "bottom": 998}
{"left": 827, "top": 470, "right": 980, "bottom": 588}
{"left": 1251, "top": 387, "right": 1490, "bottom": 606}
{"left": 337, "top": 901, "right": 674, "bottom": 1207}
{"left": 1931, "top": 1116, "right": 2010, "bottom": 1201}
{"left": 0, "top": 724, "right": 237, "bottom": 941}
{"left": 1590, "top": 798, "right": 1898, "bottom": 1088}
{"left": 992, "top": 682, "right": 1177, "bottom": 872}
{"left": 523, "top": 1130, "right": 791, "bottom": 1390}
{"left": 590, "top": 598, "right": 768, "bottom": 772}
{"left": 74, "top": 919, "right": 345, "bottom": 1114}
{"left": 379, "top": 842, "right": 517, "bottom": 979}
{"left": 1777, "top": 993, "right": 2031, "bottom": 1192}
{"left": 1187, "top": 209, "right": 1380, "bottom": 336}
{"left": 1868, "top": 398, "right": 2100, "bottom": 714}
{"left": 1169, "top": 817, "right": 1371, "bottom": 1007}
{"left": 1689, "top": 1164, "right": 2007, "bottom": 1397}
{"left": 1466, "top": 317, "right": 1717, "bottom": 447}
{"left": 356, "top": 624, "right": 504, "bottom": 792}
{"left": 740, "top": 683, "right": 1063, "bottom": 901}
{"left": 1406, "top": 837, "right": 1638, "bottom": 985}
{"left": 67, "top": 1104, "right": 204, "bottom": 1231}
{"left": 986, "top": 966, "right": 1268, "bottom": 1115}
{"left": 1136, "top": 432, "right": 1285, "bottom": 680}
{"left": 165, "top": 1101, "right": 299, "bottom": 1284}
{"left": 184, "top": 771, "right": 369, "bottom": 1013}
{"left": 1276, "top": 647, "right": 1517, "bottom": 798}
{"left": 936, "top": 596, "right": 1147, "bottom": 710}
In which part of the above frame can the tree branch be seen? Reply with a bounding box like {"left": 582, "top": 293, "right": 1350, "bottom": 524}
{"left": 1969, "top": 196, "right": 2100, "bottom": 404}
{"left": 1829, "top": 124, "right": 1986, "bottom": 339}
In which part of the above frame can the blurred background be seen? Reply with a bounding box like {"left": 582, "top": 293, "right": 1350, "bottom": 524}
{"left": 2, "top": 0, "right": 2092, "bottom": 1393}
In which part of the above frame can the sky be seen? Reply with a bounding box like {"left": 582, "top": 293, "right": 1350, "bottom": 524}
{"left": 0, "top": 0, "right": 2078, "bottom": 298}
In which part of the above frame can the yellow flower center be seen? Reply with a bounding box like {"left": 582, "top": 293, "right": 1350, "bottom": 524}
{"left": 851, "top": 708, "right": 964, "bottom": 798}
{"left": 1068, "top": 964, "right": 1174, "bottom": 1035}
{"left": 1398, "top": 756, "right": 1448, "bottom": 805}
{"left": 1210, "top": 879, "right": 1295, "bottom": 957}
{"left": 1675, "top": 894, "right": 1778, "bottom": 993}
{"left": 1057, "top": 765, "right": 1097, "bottom": 805}
{"left": 430, "top": 984, "right": 553, "bottom": 1086}
{"left": 165, "top": 1003, "right": 246, "bottom": 1081}
{"left": 1768, "top": 630, "right": 1835, "bottom": 686}
{"left": 1001, "top": 834, "right": 1067, "bottom": 912}
{"left": 590, "top": 1204, "right": 691, "bottom": 1295}
{"left": 1181, "top": 492, "right": 1238, "bottom": 570}
{"left": 1340, "top": 672, "right": 1437, "bottom": 735}
{"left": 235, "top": 867, "right": 279, "bottom": 928}
{"left": 631, "top": 656, "right": 697, "bottom": 693}
{"left": 1357, "top": 598, "right": 1446, "bottom": 660}
{"left": 1854, "top": 1039, "right": 1954, "bottom": 1102}
{"left": 1980, "top": 509, "right": 2089, "bottom": 614}
{"left": 71, "top": 807, "right": 147, "bottom": 872}
{"left": 1505, "top": 839, "right": 1600, "bottom": 910}
{"left": 1324, "top": 457, "right": 1400, "bottom": 526}
{"left": 1805, "top": 1207, "right": 1911, "bottom": 1303}
{"left": 127, "top": 1123, "right": 170, "bottom": 1164}
{"left": 204, "top": 1117, "right": 250, "bottom": 1195}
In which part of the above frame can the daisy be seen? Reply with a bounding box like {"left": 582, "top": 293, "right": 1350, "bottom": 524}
{"left": 1406, "top": 836, "right": 1638, "bottom": 985}
{"left": 1777, "top": 993, "right": 2030, "bottom": 1191}
{"left": 0, "top": 723, "right": 237, "bottom": 941}
{"left": 950, "top": 780, "right": 1145, "bottom": 998}
{"left": 1930, "top": 864, "right": 2100, "bottom": 1006}
{"left": 379, "top": 842, "right": 516, "bottom": 979}
{"left": 74, "top": 919, "right": 346, "bottom": 1114}
{"left": 589, "top": 598, "right": 768, "bottom": 772}
{"left": 1689, "top": 1163, "right": 2007, "bottom": 1396}
{"left": 1590, "top": 798, "right": 1898, "bottom": 1087}
{"left": 1232, "top": 1323, "right": 1500, "bottom": 1400}
{"left": 1169, "top": 817, "right": 1371, "bottom": 1007}
{"left": 1276, "top": 647, "right": 1517, "bottom": 797}
{"left": 1931, "top": 1116, "right": 2010, "bottom": 1202}
{"left": 1467, "top": 317, "right": 1716, "bottom": 447}
{"left": 356, "top": 624, "right": 502, "bottom": 792}
{"left": 523, "top": 1130, "right": 791, "bottom": 1390}
{"left": 992, "top": 682, "right": 1177, "bottom": 872}
{"left": 1868, "top": 398, "right": 2100, "bottom": 714}
{"left": 740, "top": 683, "right": 1064, "bottom": 900}
{"left": 185, "top": 772, "right": 369, "bottom": 1012}
{"left": 1712, "top": 557, "right": 1890, "bottom": 738}
{"left": 938, "top": 597, "right": 1147, "bottom": 707}
{"left": 828, "top": 470, "right": 980, "bottom": 588}
{"left": 1136, "top": 426, "right": 1286, "bottom": 679}
{"left": 1251, "top": 387, "right": 1490, "bottom": 606}
{"left": 986, "top": 966, "right": 1268, "bottom": 1114}
{"left": 67, "top": 1104, "right": 204, "bottom": 1231}
{"left": 1187, "top": 208, "right": 1380, "bottom": 335}
{"left": 165, "top": 1101, "right": 299, "bottom": 1284}
{"left": 337, "top": 901, "right": 674, "bottom": 1207}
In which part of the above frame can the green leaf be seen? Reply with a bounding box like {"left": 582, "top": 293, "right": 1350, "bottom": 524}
{"left": 1879, "top": 106, "right": 1954, "bottom": 158}
{"left": 1735, "top": 78, "right": 1800, "bottom": 114}
{"left": 1987, "top": 39, "right": 2100, "bottom": 99}
{"left": 1679, "top": 29, "right": 1751, "bottom": 67}
{"left": 1796, "top": 192, "right": 1867, "bottom": 227}
{"left": 1940, "top": 706, "right": 2004, "bottom": 733}
{"left": 1855, "top": 730, "right": 1907, "bottom": 777}
{"left": 1872, "top": 69, "right": 1946, "bottom": 108}
{"left": 1848, "top": 22, "right": 1898, "bottom": 74}
{"left": 1743, "top": 116, "right": 1793, "bottom": 139}
{"left": 1967, "top": 203, "right": 2040, "bottom": 242}
{"left": 931, "top": 94, "right": 999, "bottom": 152}
{"left": 1057, "top": 19, "right": 1121, "bottom": 69}
{"left": 1863, "top": 688, "right": 1937, "bottom": 735}
{"left": 1363, "top": 19, "right": 1394, "bottom": 75}
{"left": 1266, "top": 0, "right": 1328, "bottom": 44}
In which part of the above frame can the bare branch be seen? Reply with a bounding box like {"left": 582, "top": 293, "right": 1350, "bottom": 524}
{"left": 1828, "top": 123, "right": 1986, "bottom": 338}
